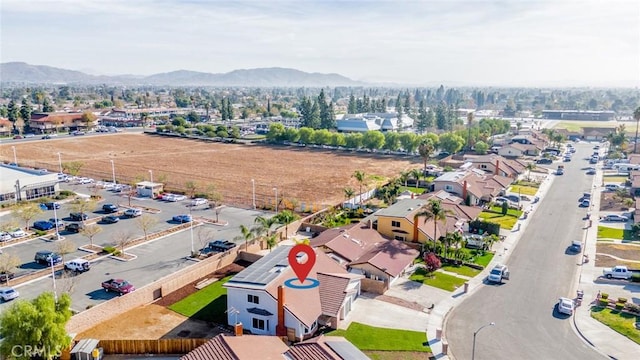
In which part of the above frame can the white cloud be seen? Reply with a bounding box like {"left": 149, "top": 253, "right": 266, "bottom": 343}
{"left": 1, "top": 0, "right": 638, "bottom": 86}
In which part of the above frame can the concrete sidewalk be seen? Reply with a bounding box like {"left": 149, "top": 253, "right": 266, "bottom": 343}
{"left": 426, "top": 170, "right": 640, "bottom": 360}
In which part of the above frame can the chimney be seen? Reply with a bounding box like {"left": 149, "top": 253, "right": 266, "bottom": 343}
{"left": 462, "top": 180, "right": 468, "bottom": 200}
{"left": 234, "top": 322, "right": 243, "bottom": 336}
{"left": 276, "top": 285, "right": 286, "bottom": 336}
{"left": 494, "top": 160, "right": 500, "bottom": 176}
{"left": 367, "top": 219, "right": 372, "bottom": 229}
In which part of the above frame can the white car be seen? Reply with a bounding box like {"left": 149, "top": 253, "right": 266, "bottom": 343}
{"left": 191, "top": 198, "right": 208, "bottom": 206}
{"left": 604, "top": 184, "right": 622, "bottom": 191}
{"left": 603, "top": 214, "right": 629, "bottom": 222}
{"left": 78, "top": 177, "right": 94, "bottom": 184}
{"left": 0, "top": 287, "right": 19, "bottom": 302}
{"left": 166, "top": 194, "right": 186, "bottom": 202}
{"left": 558, "top": 297, "right": 574, "bottom": 315}
{"left": 123, "top": 208, "right": 143, "bottom": 217}
{"left": 0, "top": 232, "right": 12, "bottom": 242}
{"left": 487, "top": 264, "right": 510, "bottom": 284}
{"left": 9, "top": 229, "right": 27, "bottom": 238}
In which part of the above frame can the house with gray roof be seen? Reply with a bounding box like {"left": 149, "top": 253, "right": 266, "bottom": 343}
{"left": 336, "top": 112, "right": 414, "bottom": 133}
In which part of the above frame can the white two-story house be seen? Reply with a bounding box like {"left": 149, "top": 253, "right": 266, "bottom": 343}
{"left": 224, "top": 245, "right": 362, "bottom": 342}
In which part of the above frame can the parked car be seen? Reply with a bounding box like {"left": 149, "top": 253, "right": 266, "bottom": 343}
{"left": 102, "top": 204, "right": 118, "bottom": 213}
{"left": 604, "top": 184, "right": 623, "bottom": 191}
{"left": 191, "top": 198, "right": 208, "bottom": 206}
{"left": 487, "top": 264, "right": 510, "bottom": 284}
{"left": 602, "top": 265, "right": 633, "bottom": 279}
{"left": 33, "top": 220, "right": 55, "bottom": 231}
{"left": 9, "top": 229, "right": 27, "bottom": 238}
{"left": 101, "top": 215, "right": 120, "bottom": 224}
{"left": 123, "top": 208, "right": 143, "bottom": 217}
{"left": 0, "top": 271, "right": 15, "bottom": 282}
{"left": 536, "top": 158, "right": 553, "bottom": 164}
{"left": 172, "top": 214, "right": 192, "bottom": 223}
{"left": 49, "top": 218, "right": 65, "bottom": 228}
{"left": 569, "top": 240, "right": 582, "bottom": 252}
{"left": 65, "top": 223, "right": 85, "bottom": 233}
{"left": 13, "top": 135, "right": 23, "bottom": 139}
{"left": 41, "top": 202, "right": 61, "bottom": 210}
{"left": 602, "top": 214, "right": 629, "bottom": 222}
{"left": 64, "top": 258, "right": 91, "bottom": 273}
{"left": 0, "top": 287, "right": 19, "bottom": 302}
{"left": 0, "top": 232, "right": 12, "bottom": 242}
{"left": 69, "top": 212, "right": 89, "bottom": 221}
{"left": 579, "top": 199, "right": 591, "bottom": 207}
{"left": 557, "top": 297, "right": 574, "bottom": 315}
{"left": 586, "top": 168, "right": 596, "bottom": 175}
{"left": 77, "top": 177, "right": 94, "bottom": 184}
{"left": 166, "top": 194, "right": 187, "bottom": 202}
{"left": 102, "top": 279, "right": 135, "bottom": 295}
{"left": 72, "top": 130, "right": 85, "bottom": 136}
{"left": 34, "top": 250, "right": 62, "bottom": 266}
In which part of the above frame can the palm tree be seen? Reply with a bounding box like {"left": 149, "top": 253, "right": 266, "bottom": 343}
{"left": 525, "top": 162, "right": 535, "bottom": 182}
{"left": 410, "top": 168, "right": 422, "bottom": 187}
{"left": 352, "top": 170, "right": 366, "bottom": 206}
{"left": 274, "top": 210, "right": 299, "bottom": 239}
{"left": 265, "top": 233, "right": 278, "bottom": 252}
{"left": 238, "top": 224, "right": 254, "bottom": 251}
{"left": 254, "top": 215, "right": 277, "bottom": 238}
{"left": 343, "top": 187, "right": 355, "bottom": 205}
{"left": 418, "top": 140, "right": 434, "bottom": 171}
{"left": 633, "top": 106, "right": 640, "bottom": 153}
{"left": 414, "top": 199, "right": 452, "bottom": 246}
{"left": 399, "top": 170, "right": 410, "bottom": 187}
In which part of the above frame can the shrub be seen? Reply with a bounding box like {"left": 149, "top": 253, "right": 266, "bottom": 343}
{"left": 424, "top": 252, "right": 442, "bottom": 272}
{"left": 103, "top": 246, "right": 117, "bottom": 254}
{"left": 34, "top": 230, "right": 47, "bottom": 236}
{"left": 600, "top": 293, "right": 609, "bottom": 300}
{"left": 599, "top": 299, "right": 609, "bottom": 307}
{"left": 626, "top": 303, "right": 640, "bottom": 313}
{"left": 617, "top": 297, "right": 628, "bottom": 304}
{"left": 631, "top": 273, "right": 640, "bottom": 282}
{"left": 501, "top": 201, "right": 508, "bottom": 216}
{"left": 615, "top": 303, "right": 625, "bottom": 310}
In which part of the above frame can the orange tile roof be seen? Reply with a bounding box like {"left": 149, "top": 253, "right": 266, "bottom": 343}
{"left": 180, "top": 334, "right": 289, "bottom": 360}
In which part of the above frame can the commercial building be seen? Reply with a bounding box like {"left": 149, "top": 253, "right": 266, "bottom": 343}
{"left": 0, "top": 165, "right": 60, "bottom": 204}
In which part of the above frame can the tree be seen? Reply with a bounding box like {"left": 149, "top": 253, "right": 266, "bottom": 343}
{"left": 0, "top": 252, "right": 21, "bottom": 285}
{"left": 274, "top": 210, "right": 299, "bottom": 239}
{"left": 7, "top": 99, "right": 19, "bottom": 133}
{"left": 185, "top": 181, "right": 198, "bottom": 199}
{"left": 209, "top": 192, "right": 224, "bottom": 223}
{"left": 362, "top": 130, "right": 385, "bottom": 150}
{"left": 135, "top": 214, "right": 158, "bottom": 240}
{"left": 423, "top": 252, "right": 441, "bottom": 272}
{"left": 0, "top": 292, "right": 72, "bottom": 360}
{"left": 343, "top": 187, "right": 355, "bottom": 203}
{"left": 438, "top": 133, "right": 465, "bottom": 154}
{"left": 55, "top": 239, "right": 76, "bottom": 265}
{"left": 80, "top": 224, "right": 102, "bottom": 248}
{"left": 501, "top": 201, "right": 508, "bottom": 216}
{"left": 42, "top": 97, "right": 55, "bottom": 112}
{"left": 525, "top": 162, "right": 535, "bottom": 181}
{"left": 474, "top": 141, "right": 489, "bottom": 155}
{"left": 265, "top": 233, "right": 278, "bottom": 252}
{"left": 352, "top": 170, "right": 366, "bottom": 206}
{"left": 20, "top": 98, "right": 32, "bottom": 133}
{"left": 81, "top": 111, "right": 97, "bottom": 130}
{"left": 415, "top": 199, "right": 451, "bottom": 244}
{"left": 113, "top": 231, "right": 134, "bottom": 254}
{"left": 236, "top": 224, "right": 254, "bottom": 251}
{"left": 12, "top": 203, "right": 43, "bottom": 230}
{"left": 254, "top": 215, "right": 277, "bottom": 238}
{"left": 348, "top": 94, "right": 357, "bottom": 114}
{"left": 634, "top": 106, "right": 640, "bottom": 153}
{"left": 62, "top": 161, "right": 84, "bottom": 177}
{"left": 69, "top": 199, "right": 96, "bottom": 224}
{"left": 418, "top": 139, "right": 435, "bottom": 171}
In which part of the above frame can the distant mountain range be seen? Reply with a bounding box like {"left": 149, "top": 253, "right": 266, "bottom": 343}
{"left": 0, "top": 62, "right": 364, "bottom": 87}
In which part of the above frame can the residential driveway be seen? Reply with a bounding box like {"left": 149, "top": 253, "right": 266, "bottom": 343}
{"left": 341, "top": 292, "right": 429, "bottom": 332}
{"left": 385, "top": 277, "right": 451, "bottom": 309}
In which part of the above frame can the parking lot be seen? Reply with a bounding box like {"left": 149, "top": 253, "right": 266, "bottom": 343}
{"left": 0, "top": 182, "right": 269, "bottom": 313}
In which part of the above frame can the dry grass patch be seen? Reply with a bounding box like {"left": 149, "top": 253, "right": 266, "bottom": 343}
{"left": 597, "top": 243, "right": 640, "bottom": 261}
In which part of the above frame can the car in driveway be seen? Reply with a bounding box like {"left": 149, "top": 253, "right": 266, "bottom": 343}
{"left": 602, "top": 214, "right": 629, "bottom": 222}
{"left": 101, "top": 215, "right": 120, "bottom": 224}
{"left": 123, "top": 208, "right": 143, "bottom": 217}
{"left": 604, "top": 184, "right": 623, "bottom": 191}
{"left": 172, "top": 214, "right": 192, "bottom": 223}
{"left": 69, "top": 212, "right": 89, "bottom": 221}
{"left": 0, "top": 287, "right": 19, "bottom": 302}
{"left": 33, "top": 220, "right": 55, "bottom": 231}
{"left": 557, "top": 297, "right": 574, "bottom": 315}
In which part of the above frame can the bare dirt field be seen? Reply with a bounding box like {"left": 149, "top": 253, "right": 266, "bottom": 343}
{"left": 1, "top": 133, "right": 420, "bottom": 209}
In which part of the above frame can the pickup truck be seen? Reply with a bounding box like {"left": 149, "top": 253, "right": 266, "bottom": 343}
{"left": 101, "top": 279, "right": 135, "bottom": 295}
{"left": 602, "top": 266, "right": 633, "bottom": 280}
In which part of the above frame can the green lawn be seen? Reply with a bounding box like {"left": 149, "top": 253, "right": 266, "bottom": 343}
{"left": 478, "top": 211, "right": 519, "bottom": 230}
{"left": 441, "top": 265, "right": 481, "bottom": 277}
{"left": 554, "top": 121, "right": 618, "bottom": 132}
{"left": 409, "top": 267, "right": 467, "bottom": 292}
{"left": 591, "top": 307, "right": 640, "bottom": 345}
{"left": 473, "top": 252, "right": 495, "bottom": 268}
{"left": 168, "top": 275, "right": 232, "bottom": 323}
{"left": 508, "top": 185, "right": 538, "bottom": 196}
{"left": 399, "top": 186, "right": 425, "bottom": 194}
{"left": 327, "top": 322, "right": 430, "bottom": 352}
{"left": 603, "top": 176, "right": 629, "bottom": 183}
{"left": 597, "top": 226, "right": 634, "bottom": 240}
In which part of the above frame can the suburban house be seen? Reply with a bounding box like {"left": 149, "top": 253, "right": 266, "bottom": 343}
{"left": 582, "top": 127, "right": 614, "bottom": 141}
{"left": 223, "top": 246, "right": 362, "bottom": 341}
{"left": 310, "top": 222, "right": 419, "bottom": 287}
{"left": 463, "top": 154, "right": 527, "bottom": 179}
{"left": 372, "top": 194, "right": 482, "bottom": 244}
{"left": 498, "top": 143, "right": 539, "bottom": 158}
{"left": 0, "top": 118, "right": 12, "bottom": 136}
{"left": 180, "top": 333, "right": 370, "bottom": 360}
{"left": 630, "top": 171, "right": 640, "bottom": 197}
{"left": 29, "top": 112, "right": 96, "bottom": 133}
{"left": 432, "top": 169, "right": 513, "bottom": 205}
{"left": 554, "top": 128, "right": 582, "bottom": 141}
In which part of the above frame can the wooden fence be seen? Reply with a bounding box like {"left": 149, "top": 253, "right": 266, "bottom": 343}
{"left": 98, "top": 339, "right": 208, "bottom": 354}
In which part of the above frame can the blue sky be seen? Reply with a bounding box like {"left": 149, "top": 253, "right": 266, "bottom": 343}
{"left": 1, "top": 0, "right": 638, "bottom": 87}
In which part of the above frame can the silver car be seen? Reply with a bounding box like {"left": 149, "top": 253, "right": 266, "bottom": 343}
{"left": 0, "top": 287, "right": 19, "bottom": 302}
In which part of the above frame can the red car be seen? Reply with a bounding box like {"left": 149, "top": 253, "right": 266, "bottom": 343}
{"left": 13, "top": 135, "right": 23, "bottom": 139}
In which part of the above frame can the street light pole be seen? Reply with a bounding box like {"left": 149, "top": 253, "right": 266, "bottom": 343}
{"left": 273, "top": 187, "right": 278, "bottom": 213}
{"left": 51, "top": 259, "right": 58, "bottom": 302}
{"left": 148, "top": 169, "right": 153, "bottom": 183}
{"left": 57, "top": 152, "right": 63, "bottom": 174}
{"left": 11, "top": 146, "right": 17, "bottom": 165}
{"left": 110, "top": 160, "right": 116, "bottom": 184}
{"left": 189, "top": 205, "right": 194, "bottom": 256}
{"left": 251, "top": 179, "right": 256, "bottom": 210}
{"left": 472, "top": 322, "right": 495, "bottom": 360}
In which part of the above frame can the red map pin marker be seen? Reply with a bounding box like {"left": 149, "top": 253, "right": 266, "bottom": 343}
{"left": 288, "top": 244, "right": 316, "bottom": 284}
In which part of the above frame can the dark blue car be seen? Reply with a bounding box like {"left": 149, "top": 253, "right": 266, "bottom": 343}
{"left": 40, "top": 202, "right": 61, "bottom": 210}
{"left": 172, "top": 214, "right": 192, "bottom": 223}
{"left": 33, "top": 221, "right": 55, "bottom": 231}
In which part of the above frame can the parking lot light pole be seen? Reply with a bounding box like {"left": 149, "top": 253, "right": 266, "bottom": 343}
{"left": 148, "top": 169, "right": 153, "bottom": 183}
{"left": 11, "top": 146, "right": 17, "bottom": 164}
{"left": 472, "top": 322, "right": 495, "bottom": 360}
{"left": 57, "top": 152, "right": 63, "bottom": 174}
{"left": 53, "top": 205, "right": 61, "bottom": 241}
{"left": 189, "top": 206, "right": 194, "bottom": 255}
{"left": 251, "top": 179, "right": 256, "bottom": 210}
{"left": 51, "top": 259, "right": 58, "bottom": 302}
{"left": 273, "top": 187, "right": 278, "bottom": 213}
{"left": 110, "top": 160, "right": 116, "bottom": 184}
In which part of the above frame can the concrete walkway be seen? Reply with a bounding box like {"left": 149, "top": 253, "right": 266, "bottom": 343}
{"left": 426, "top": 169, "right": 640, "bottom": 360}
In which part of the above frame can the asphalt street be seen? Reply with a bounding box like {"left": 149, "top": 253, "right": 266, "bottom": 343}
{"left": 446, "top": 142, "right": 606, "bottom": 360}
{"left": 0, "top": 182, "right": 270, "bottom": 313}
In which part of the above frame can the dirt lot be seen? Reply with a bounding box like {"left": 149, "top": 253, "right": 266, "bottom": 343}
{"left": 1, "top": 133, "right": 419, "bottom": 208}
{"left": 599, "top": 192, "right": 634, "bottom": 212}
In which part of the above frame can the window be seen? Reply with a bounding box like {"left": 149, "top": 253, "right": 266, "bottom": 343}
{"left": 394, "top": 235, "right": 405, "bottom": 241}
{"left": 444, "top": 185, "right": 454, "bottom": 191}
{"left": 248, "top": 294, "right": 259, "bottom": 304}
{"left": 480, "top": 164, "right": 487, "bottom": 169}
{"left": 391, "top": 220, "right": 401, "bottom": 228}
{"left": 252, "top": 318, "right": 265, "bottom": 330}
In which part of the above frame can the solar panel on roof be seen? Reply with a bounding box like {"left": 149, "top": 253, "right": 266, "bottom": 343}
{"left": 325, "top": 340, "right": 370, "bottom": 360}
